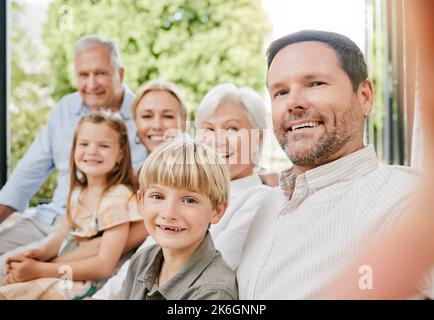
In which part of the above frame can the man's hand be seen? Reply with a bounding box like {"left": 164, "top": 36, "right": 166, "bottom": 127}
{"left": 0, "top": 205, "right": 16, "bottom": 224}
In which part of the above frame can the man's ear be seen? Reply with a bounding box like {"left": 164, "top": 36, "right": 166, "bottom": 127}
{"left": 210, "top": 201, "right": 228, "bottom": 225}
{"left": 358, "top": 79, "right": 374, "bottom": 116}
{"left": 259, "top": 129, "right": 264, "bottom": 147}
{"left": 250, "top": 128, "right": 263, "bottom": 155}
{"left": 118, "top": 67, "right": 125, "bottom": 83}
{"left": 136, "top": 190, "right": 145, "bottom": 217}
{"left": 180, "top": 115, "right": 187, "bottom": 132}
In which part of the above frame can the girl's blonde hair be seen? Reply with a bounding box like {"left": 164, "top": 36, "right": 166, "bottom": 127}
{"left": 131, "top": 79, "right": 188, "bottom": 121}
{"left": 67, "top": 111, "right": 135, "bottom": 227}
{"left": 139, "top": 138, "right": 230, "bottom": 208}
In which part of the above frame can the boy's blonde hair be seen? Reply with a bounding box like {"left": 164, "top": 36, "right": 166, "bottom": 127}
{"left": 139, "top": 138, "right": 230, "bottom": 208}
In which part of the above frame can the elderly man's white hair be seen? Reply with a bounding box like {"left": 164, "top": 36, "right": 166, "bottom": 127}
{"left": 74, "top": 35, "right": 122, "bottom": 69}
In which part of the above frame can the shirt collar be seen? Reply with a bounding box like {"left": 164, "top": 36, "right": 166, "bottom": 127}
{"left": 280, "top": 145, "right": 379, "bottom": 198}
{"left": 137, "top": 247, "right": 163, "bottom": 295}
{"left": 230, "top": 174, "right": 262, "bottom": 198}
{"left": 137, "top": 232, "right": 217, "bottom": 300}
{"left": 73, "top": 85, "right": 134, "bottom": 120}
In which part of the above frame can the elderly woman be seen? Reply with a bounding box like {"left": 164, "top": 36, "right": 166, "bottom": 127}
{"left": 195, "top": 83, "right": 272, "bottom": 270}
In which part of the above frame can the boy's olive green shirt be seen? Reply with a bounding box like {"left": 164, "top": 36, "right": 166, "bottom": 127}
{"left": 118, "top": 232, "right": 238, "bottom": 300}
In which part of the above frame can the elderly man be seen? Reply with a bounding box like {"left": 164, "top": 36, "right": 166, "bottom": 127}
{"left": 236, "top": 30, "right": 431, "bottom": 299}
{"left": 0, "top": 35, "right": 147, "bottom": 261}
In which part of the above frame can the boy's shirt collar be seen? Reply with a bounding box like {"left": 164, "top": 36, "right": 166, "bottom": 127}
{"left": 138, "top": 232, "right": 216, "bottom": 299}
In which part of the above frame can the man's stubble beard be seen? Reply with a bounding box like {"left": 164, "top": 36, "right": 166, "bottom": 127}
{"left": 275, "top": 106, "right": 364, "bottom": 168}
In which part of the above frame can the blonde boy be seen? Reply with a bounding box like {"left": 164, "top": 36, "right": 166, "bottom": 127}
{"left": 118, "top": 138, "right": 237, "bottom": 300}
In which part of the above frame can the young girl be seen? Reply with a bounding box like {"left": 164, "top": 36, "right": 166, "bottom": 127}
{"left": 0, "top": 111, "right": 141, "bottom": 300}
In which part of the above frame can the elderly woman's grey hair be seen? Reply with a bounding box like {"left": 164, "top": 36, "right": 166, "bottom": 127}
{"left": 74, "top": 35, "right": 122, "bottom": 69}
{"left": 195, "top": 83, "right": 268, "bottom": 167}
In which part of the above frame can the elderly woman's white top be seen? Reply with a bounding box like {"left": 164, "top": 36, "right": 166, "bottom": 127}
{"left": 210, "top": 174, "right": 270, "bottom": 270}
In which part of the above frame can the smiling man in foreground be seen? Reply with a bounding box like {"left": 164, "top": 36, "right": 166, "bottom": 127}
{"left": 236, "top": 30, "right": 432, "bottom": 299}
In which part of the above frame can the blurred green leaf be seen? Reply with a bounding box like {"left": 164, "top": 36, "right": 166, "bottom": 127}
{"left": 10, "top": 0, "right": 271, "bottom": 205}
{"left": 11, "top": 1, "right": 57, "bottom": 206}
{"left": 43, "top": 0, "right": 271, "bottom": 109}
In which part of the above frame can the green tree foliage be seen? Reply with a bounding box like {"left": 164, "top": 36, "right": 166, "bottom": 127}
{"left": 9, "top": 0, "right": 270, "bottom": 205}
{"left": 43, "top": 0, "right": 271, "bottom": 111}
{"left": 10, "top": 1, "right": 57, "bottom": 206}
